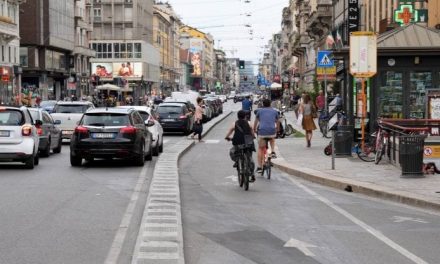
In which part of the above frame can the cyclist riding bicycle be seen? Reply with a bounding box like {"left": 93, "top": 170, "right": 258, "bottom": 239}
{"left": 242, "top": 95, "right": 253, "bottom": 120}
{"left": 253, "top": 98, "right": 279, "bottom": 174}
{"left": 225, "top": 110, "right": 256, "bottom": 182}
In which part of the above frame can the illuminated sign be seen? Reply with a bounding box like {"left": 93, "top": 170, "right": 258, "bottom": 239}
{"left": 92, "top": 62, "right": 143, "bottom": 78}
{"left": 394, "top": 4, "right": 418, "bottom": 25}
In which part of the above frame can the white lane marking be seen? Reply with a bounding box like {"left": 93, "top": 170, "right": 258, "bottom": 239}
{"left": 205, "top": 139, "right": 220, "bottom": 144}
{"left": 105, "top": 164, "right": 150, "bottom": 264}
{"left": 392, "top": 216, "right": 429, "bottom": 224}
{"left": 163, "top": 139, "right": 170, "bottom": 144}
{"left": 284, "top": 238, "right": 317, "bottom": 257}
{"left": 286, "top": 177, "right": 429, "bottom": 264}
{"left": 225, "top": 175, "right": 238, "bottom": 182}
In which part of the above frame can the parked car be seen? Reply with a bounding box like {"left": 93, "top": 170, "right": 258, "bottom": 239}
{"left": 51, "top": 101, "right": 95, "bottom": 140}
{"left": 228, "top": 91, "right": 236, "bottom": 99}
{"left": 29, "top": 108, "right": 62, "bottom": 157}
{"left": 204, "top": 99, "right": 219, "bottom": 117}
{"left": 163, "top": 98, "right": 196, "bottom": 113}
{"left": 234, "top": 93, "right": 245, "bottom": 103}
{"left": 202, "top": 101, "right": 213, "bottom": 123}
{"left": 0, "top": 106, "right": 40, "bottom": 169}
{"left": 219, "top": 95, "right": 227, "bottom": 103}
{"left": 70, "top": 108, "right": 154, "bottom": 166}
{"left": 39, "top": 100, "right": 57, "bottom": 113}
{"left": 157, "top": 103, "right": 194, "bottom": 134}
{"left": 118, "top": 106, "right": 164, "bottom": 155}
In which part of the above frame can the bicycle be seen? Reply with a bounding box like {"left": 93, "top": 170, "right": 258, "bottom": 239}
{"left": 261, "top": 138, "right": 273, "bottom": 179}
{"left": 324, "top": 132, "right": 376, "bottom": 162}
{"left": 226, "top": 139, "right": 253, "bottom": 191}
{"left": 278, "top": 106, "right": 295, "bottom": 138}
{"left": 374, "top": 125, "right": 390, "bottom": 164}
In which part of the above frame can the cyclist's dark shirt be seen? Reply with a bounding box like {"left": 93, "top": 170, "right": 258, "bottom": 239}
{"left": 232, "top": 119, "right": 252, "bottom": 145}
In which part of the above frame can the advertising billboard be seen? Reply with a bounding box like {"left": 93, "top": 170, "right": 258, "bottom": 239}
{"left": 92, "top": 62, "right": 143, "bottom": 78}
{"left": 190, "top": 52, "right": 202, "bottom": 77}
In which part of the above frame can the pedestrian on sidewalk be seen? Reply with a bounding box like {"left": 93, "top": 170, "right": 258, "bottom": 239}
{"left": 315, "top": 90, "right": 325, "bottom": 112}
{"left": 299, "top": 93, "right": 317, "bottom": 147}
{"left": 190, "top": 97, "right": 204, "bottom": 142}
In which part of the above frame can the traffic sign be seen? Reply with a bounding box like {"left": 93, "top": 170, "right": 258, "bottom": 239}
{"left": 317, "top": 51, "right": 334, "bottom": 68}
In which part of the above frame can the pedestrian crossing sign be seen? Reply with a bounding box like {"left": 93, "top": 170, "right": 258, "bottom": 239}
{"left": 317, "top": 51, "right": 334, "bottom": 68}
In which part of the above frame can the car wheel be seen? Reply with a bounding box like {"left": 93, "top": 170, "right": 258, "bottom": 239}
{"left": 152, "top": 137, "right": 159, "bottom": 156}
{"left": 34, "top": 154, "right": 39, "bottom": 166}
{"left": 25, "top": 153, "right": 35, "bottom": 169}
{"left": 70, "top": 152, "right": 82, "bottom": 167}
{"left": 40, "top": 139, "right": 51, "bottom": 157}
{"left": 158, "top": 136, "right": 164, "bottom": 153}
{"left": 53, "top": 137, "right": 62, "bottom": 154}
{"left": 134, "top": 143, "right": 145, "bottom": 166}
{"left": 145, "top": 141, "right": 153, "bottom": 161}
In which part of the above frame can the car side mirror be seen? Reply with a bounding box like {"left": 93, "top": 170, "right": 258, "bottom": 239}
{"left": 145, "top": 120, "right": 155, "bottom": 127}
{"left": 54, "top": 120, "right": 61, "bottom": 125}
{"left": 35, "top": 120, "right": 43, "bottom": 127}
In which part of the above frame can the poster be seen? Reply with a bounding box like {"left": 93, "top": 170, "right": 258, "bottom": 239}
{"left": 190, "top": 52, "right": 202, "bottom": 77}
{"left": 92, "top": 62, "right": 143, "bottom": 78}
{"left": 92, "top": 63, "right": 113, "bottom": 77}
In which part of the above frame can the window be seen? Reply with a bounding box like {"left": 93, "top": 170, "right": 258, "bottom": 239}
{"left": 134, "top": 43, "right": 141, "bottom": 58}
{"left": 1, "top": 46, "right": 4, "bottom": 62}
{"left": 93, "top": 8, "right": 101, "bottom": 20}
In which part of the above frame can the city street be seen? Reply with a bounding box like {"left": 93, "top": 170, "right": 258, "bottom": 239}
{"left": 180, "top": 106, "right": 440, "bottom": 264}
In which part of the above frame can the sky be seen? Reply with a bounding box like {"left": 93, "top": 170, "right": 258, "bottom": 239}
{"left": 166, "top": 0, "right": 289, "bottom": 63}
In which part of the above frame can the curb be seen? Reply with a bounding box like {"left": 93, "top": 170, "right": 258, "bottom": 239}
{"left": 272, "top": 158, "right": 440, "bottom": 212}
{"left": 131, "top": 111, "right": 233, "bottom": 264}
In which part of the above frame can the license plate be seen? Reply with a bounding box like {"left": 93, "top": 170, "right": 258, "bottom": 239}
{"left": 62, "top": 130, "right": 73, "bottom": 135}
{"left": 0, "top": 130, "right": 9, "bottom": 137}
{"left": 162, "top": 119, "right": 175, "bottom": 122}
{"left": 92, "top": 133, "right": 115, "bottom": 139}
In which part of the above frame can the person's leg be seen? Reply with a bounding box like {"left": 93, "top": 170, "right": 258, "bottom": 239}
{"left": 257, "top": 138, "right": 265, "bottom": 171}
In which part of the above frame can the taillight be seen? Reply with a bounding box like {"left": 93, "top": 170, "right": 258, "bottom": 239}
{"left": 75, "top": 126, "right": 89, "bottom": 134}
{"left": 22, "top": 125, "right": 32, "bottom": 136}
{"left": 120, "top": 126, "right": 137, "bottom": 134}
{"left": 37, "top": 128, "right": 43, "bottom": 136}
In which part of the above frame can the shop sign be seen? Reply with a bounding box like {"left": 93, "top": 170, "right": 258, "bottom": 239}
{"left": 349, "top": 32, "right": 377, "bottom": 78}
{"left": 0, "top": 66, "right": 11, "bottom": 76}
{"left": 424, "top": 144, "right": 440, "bottom": 158}
{"left": 348, "top": 0, "right": 360, "bottom": 34}
{"left": 1, "top": 75, "right": 10, "bottom": 82}
{"left": 67, "top": 82, "right": 77, "bottom": 91}
{"left": 394, "top": 4, "right": 418, "bottom": 26}
{"left": 316, "top": 66, "right": 336, "bottom": 81}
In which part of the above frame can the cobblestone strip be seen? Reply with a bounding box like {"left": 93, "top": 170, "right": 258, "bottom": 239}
{"left": 131, "top": 111, "right": 232, "bottom": 264}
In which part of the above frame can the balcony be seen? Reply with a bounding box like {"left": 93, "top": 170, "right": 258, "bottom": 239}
{"left": 0, "top": 16, "right": 19, "bottom": 42}
{"left": 73, "top": 45, "right": 96, "bottom": 57}
{"left": 305, "top": 0, "right": 332, "bottom": 40}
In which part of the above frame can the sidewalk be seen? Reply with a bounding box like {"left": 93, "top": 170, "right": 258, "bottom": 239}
{"left": 273, "top": 111, "right": 440, "bottom": 211}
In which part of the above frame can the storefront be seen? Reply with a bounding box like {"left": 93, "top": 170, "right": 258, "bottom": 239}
{"left": 336, "top": 24, "right": 440, "bottom": 134}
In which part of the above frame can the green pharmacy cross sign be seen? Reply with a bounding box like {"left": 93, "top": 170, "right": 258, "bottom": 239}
{"left": 395, "top": 4, "right": 418, "bottom": 25}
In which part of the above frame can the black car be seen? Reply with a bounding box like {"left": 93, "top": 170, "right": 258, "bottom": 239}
{"left": 157, "top": 103, "right": 193, "bottom": 134}
{"left": 70, "top": 108, "right": 154, "bottom": 166}
{"left": 29, "top": 108, "right": 62, "bottom": 157}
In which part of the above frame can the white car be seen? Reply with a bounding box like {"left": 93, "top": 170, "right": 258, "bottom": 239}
{"left": 51, "top": 101, "right": 95, "bottom": 140}
{"left": 118, "top": 106, "right": 164, "bottom": 155}
{"left": 0, "top": 106, "right": 40, "bottom": 169}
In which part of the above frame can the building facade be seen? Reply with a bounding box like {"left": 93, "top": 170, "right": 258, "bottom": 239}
{"left": 0, "top": 0, "right": 23, "bottom": 105}
{"left": 213, "top": 49, "right": 226, "bottom": 94}
{"left": 72, "top": 0, "right": 95, "bottom": 98}
{"left": 90, "top": 0, "right": 159, "bottom": 99}
{"left": 226, "top": 58, "right": 240, "bottom": 92}
{"left": 20, "top": 0, "right": 74, "bottom": 101}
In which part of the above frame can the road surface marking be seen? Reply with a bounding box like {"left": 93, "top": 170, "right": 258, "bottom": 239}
{"left": 205, "top": 139, "right": 220, "bottom": 144}
{"left": 284, "top": 238, "right": 317, "bottom": 256}
{"left": 286, "top": 176, "right": 429, "bottom": 264}
{"left": 105, "top": 164, "right": 150, "bottom": 264}
{"left": 392, "top": 216, "right": 429, "bottom": 224}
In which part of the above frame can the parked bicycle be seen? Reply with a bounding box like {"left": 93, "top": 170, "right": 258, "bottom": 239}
{"left": 324, "top": 134, "right": 376, "bottom": 162}
{"left": 277, "top": 106, "right": 295, "bottom": 138}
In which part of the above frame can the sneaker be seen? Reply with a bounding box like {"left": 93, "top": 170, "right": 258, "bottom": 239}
{"left": 271, "top": 152, "right": 277, "bottom": 159}
{"left": 249, "top": 175, "right": 256, "bottom": 182}
{"left": 256, "top": 167, "right": 263, "bottom": 173}
{"left": 233, "top": 162, "right": 237, "bottom": 168}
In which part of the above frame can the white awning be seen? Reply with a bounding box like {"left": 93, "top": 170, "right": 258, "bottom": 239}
{"left": 95, "top": 83, "right": 121, "bottom": 91}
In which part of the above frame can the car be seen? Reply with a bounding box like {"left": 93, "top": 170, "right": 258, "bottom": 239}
{"left": 201, "top": 99, "right": 213, "bottom": 122}
{"left": 39, "top": 100, "right": 57, "bottom": 113}
{"left": 0, "top": 106, "right": 40, "bottom": 169}
{"left": 228, "top": 91, "right": 236, "bottom": 99}
{"left": 69, "top": 108, "right": 154, "bottom": 167}
{"left": 51, "top": 101, "right": 95, "bottom": 140}
{"left": 234, "top": 94, "right": 245, "bottom": 103}
{"left": 118, "top": 106, "right": 164, "bottom": 156}
{"left": 29, "top": 108, "right": 62, "bottom": 157}
{"left": 156, "top": 103, "right": 194, "bottom": 134}
{"left": 218, "top": 95, "right": 227, "bottom": 103}
{"left": 163, "top": 98, "right": 196, "bottom": 113}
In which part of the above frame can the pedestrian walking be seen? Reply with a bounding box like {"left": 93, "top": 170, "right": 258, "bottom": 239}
{"left": 315, "top": 90, "right": 325, "bottom": 111}
{"left": 190, "top": 97, "right": 204, "bottom": 142}
{"left": 299, "top": 93, "right": 317, "bottom": 147}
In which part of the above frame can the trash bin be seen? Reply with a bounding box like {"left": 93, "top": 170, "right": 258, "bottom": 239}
{"left": 399, "top": 135, "right": 425, "bottom": 178}
{"left": 334, "top": 125, "right": 353, "bottom": 156}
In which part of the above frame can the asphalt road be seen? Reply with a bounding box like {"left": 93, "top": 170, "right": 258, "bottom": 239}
{"left": 180, "top": 108, "right": 440, "bottom": 264}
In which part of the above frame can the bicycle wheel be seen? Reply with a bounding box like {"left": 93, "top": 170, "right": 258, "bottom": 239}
{"left": 243, "top": 154, "right": 250, "bottom": 191}
{"left": 285, "top": 124, "right": 294, "bottom": 136}
{"left": 265, "top": 158, "right": 271, "bottom": 180}
{"left": 357, "top": 143, "right": 376, "bottom": 162}
{"left": 237, "top": 157, "right": 244, "bottom": 187}
{"left": 374, "top": 131, "right": 385, "bottom": 164}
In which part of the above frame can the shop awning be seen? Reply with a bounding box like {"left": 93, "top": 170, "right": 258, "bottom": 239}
{"left": 95, "top": 83, "right": 121, "bottom": 91}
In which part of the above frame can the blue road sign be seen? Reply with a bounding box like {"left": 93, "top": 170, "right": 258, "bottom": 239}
{"left": 317, "top": 51, "right": 334, "bottom": 68}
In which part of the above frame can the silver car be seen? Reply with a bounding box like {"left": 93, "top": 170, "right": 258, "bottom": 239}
{"left": 29, "top": 108, "right": 62, "bottom": 157}
{"left": 0, "top": 106, "right": 40, "bottom": 169}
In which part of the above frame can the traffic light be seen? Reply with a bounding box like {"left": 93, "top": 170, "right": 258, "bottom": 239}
{"left": 239, "top": 60, "right": 245, "bottom": 69}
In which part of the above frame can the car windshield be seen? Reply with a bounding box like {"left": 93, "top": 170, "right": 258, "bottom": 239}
{"left": 29, "top": 110, "right": 39, "bottom": 121}
{"left": 0, "top": 110, "right": 24, "bottom": 126}
{"left": 40, "top": 101, "right": 56, "bottom": 108}
{"left": 82, "top": 113, "right": 130, "bottom": 127}
{"left": 137, "top": 111, "right": 150, "bottom": 121}
{"left": 53, "top": 105, "right": 90, "bottom": 113}
{"left": 157, "top": 106, "right": 183, "bottom": 114}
